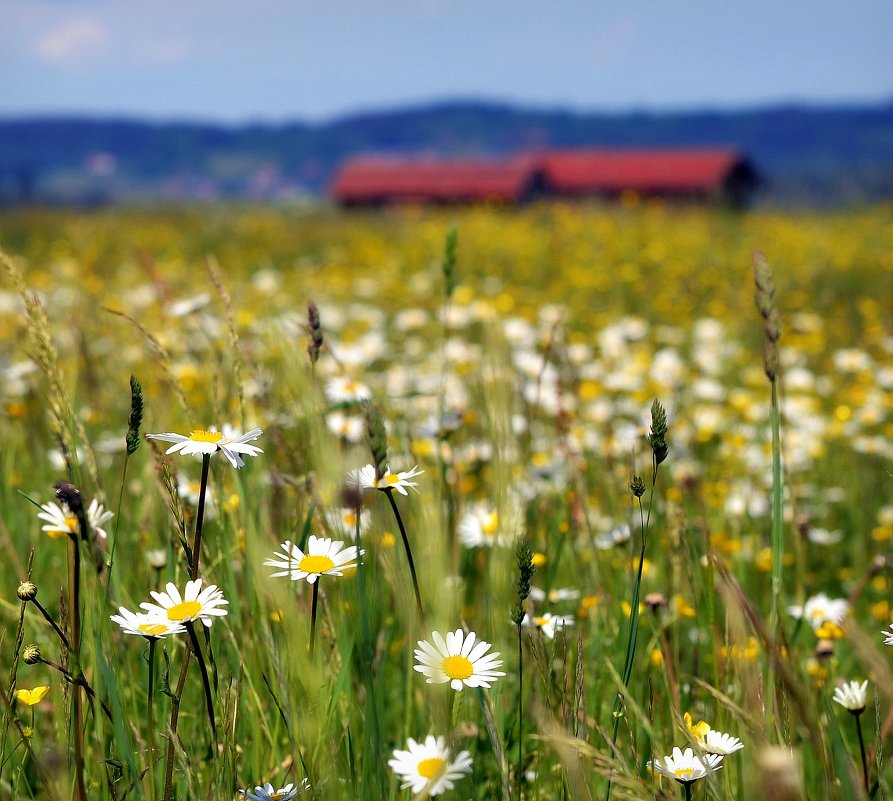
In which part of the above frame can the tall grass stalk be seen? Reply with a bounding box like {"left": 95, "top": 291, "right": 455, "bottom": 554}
{"left": 146, "top": 639, "right": 158, "bottom": 801}
{"left": 384, "top": 488, "right": 425, "bottom": 626}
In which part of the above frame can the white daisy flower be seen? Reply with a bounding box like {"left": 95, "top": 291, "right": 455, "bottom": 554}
{"left": 883, "top": 626, "right": 893, "bottom": 646}
{"left": 139, "top": 579, "right": 229, "bottom": 627}
{"left": 701, "top": 729, "right": 745, "bottom": 755}
{"left": 239, "top": 778, "right": 310, "bottom": 800}
{"left": 787, "top": 593, "right": 848, "bottom": 632}
{"left": 325, "top": 376, "right": 372, "bottom": 404}
{"left": 348, "top": 463, "right": 424, "bottom": 496}
{"left": 521, "top": 612, "right": 574, "bottom": 640}
{"left": 147, "top": 426, "right": 263, "bottom": 468}
{"left": 109, "top": 606, "right": 186, "bottom": 640}
{"left": 324, "top": 507, "right": 372, "bottom": 538}
{"left": 388, "top": 735, "right": 473, "bottom": 796}
{"left": 414, "top": 628, "right": 505, "bottom": 691}
{"left": 648, "top": 746, "right": 723, "bottom": 784}
{"left": 833, "top": 680, "right": 868, "bottom": 713}
{"left": 458, "top": 503, "right": 505, "bottom": 548}
{"left": 528, "top": 587, "right": 581, "bottom": 604}
{"left": 264, "top": 535, "right": 361, "bottom": 584}
{"left": 37, "top": 498, "right": 114, "bottom": 541}
{"left": 325, "top": 411, "right": 366, "bottom": 443}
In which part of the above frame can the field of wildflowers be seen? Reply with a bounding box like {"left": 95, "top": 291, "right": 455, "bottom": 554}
{"left": 0, "top": 201, "right": 891, "bottom": 800}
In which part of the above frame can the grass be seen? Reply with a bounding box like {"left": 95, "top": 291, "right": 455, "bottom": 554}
{"left": 0, "top": 201, "right": 891, "bottom": 800}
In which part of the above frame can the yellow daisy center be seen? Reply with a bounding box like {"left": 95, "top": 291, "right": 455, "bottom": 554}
{"left": 189, "top": 429, "right": 224, "bottom": 443}
{"left": 139, "top": 622, "right": 169, "bottom": 637}
{"left": 675, "top": 767, "right": 696, "bottom": 779}
{"left": 65, "top": 516, "right": 79, "bottom": 530}
{"left": 384, "top": 473, "right": 402, "bottom": 486}
{"left": 299, "top": 555, "right": 335, "bottom": 574}
{"left": 442, "top": 655, "right": 474, "bottom": 681}
{"left": 268, "top": 794, "right": 286, "bottom": 801}
{"left": 344, "top": 381, "right": 358, "bottom": 393}
{"left": 417, "top": 757, "right": 447, "bottom": 780}
{"left": 533, "top": 616, "right": 549, "bottom": 627}
{"left": 482, "top": 513, "right": 498, "bottom": 535}
{"left": 167, "top": 600, "right": 202, "bottom": 621}
{"left": 343, "top": 512, "right": 357, "bottom": 526}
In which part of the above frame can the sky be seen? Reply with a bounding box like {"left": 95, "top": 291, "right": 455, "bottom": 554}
{"left": 1, "top": 0, "right": 892, "bottom": 123}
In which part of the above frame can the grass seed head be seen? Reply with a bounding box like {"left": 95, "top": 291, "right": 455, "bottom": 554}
{"left": 307, "top": 300, "right": 323, "bottom": 363}
{"left": 126, "top": 374, "right": 144, "bottom": 455}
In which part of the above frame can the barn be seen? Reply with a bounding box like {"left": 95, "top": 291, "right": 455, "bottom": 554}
{"left": 331, "top": 156, "right": 544, "bottom": 206}
{"left": 330, "top": 148, "right": 760, "bottom": 207}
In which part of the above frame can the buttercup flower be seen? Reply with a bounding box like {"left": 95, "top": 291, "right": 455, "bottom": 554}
{"left": 348, "top": 463, "right": 423, "bottom": 496}
{"left": 147, "top": 426, "right": 263, "bottom": 468}
{"left": 239, "top": 779, "right": 310, "bottom": 800}
{"left": 38, "top": 498, "right": 114, "bottom": 540}
{"left": 264, "top": 535, "right": 361, "bottom": 584}
{"left": 648, "top": 746, "right": 723, "bottom": 784}
{"left": 833, "top": 680, "right": 868, "bottom": 713}
{"left": 15, "top": 686, "right": 50, "bottom": 706}
{"left": 414, "top": 628, "right": 505, "bottom": 691}
{"left": 388, "top": 735, "right": 473, "bottom": 796}
{"left": 139, "top": 579, "right": 229, "bottom": 627}
{"left": 110, "top": 606, "right": 186, "bottom": 639}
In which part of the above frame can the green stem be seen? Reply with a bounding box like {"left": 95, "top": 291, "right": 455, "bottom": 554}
{"left": 310, "top": 580, "right": 319, "bottom": 657}
{"left": 185, "top": 622, "right": 216, "bottom": 742}
{"left": 769, "top": 377, "right": 783, "bottom": 634}
{"left": 70, "top": 534, "right": 86, "bottom": 801}
{"left": 517, "top": 622, "right": 523, "bottom": 801}
{"left": 190, "top": 454, "right": 212, "bottom": 580}
{"left": 31, "top": 598, "right": 72, "bottom": 653}
{"left": 104, "top": 453, "right": 130, "bottom": 603}
{"left": 854, "top": 712, "right": 869, "bottom": 794}
{"left": 683, "top": 782, "right": 692, "bottom": 801}
{"left": 146, "top": 639, "right": 157, "bottom": 801}
{"left": 384, "top": 488, "right": 426, "bottom": 626}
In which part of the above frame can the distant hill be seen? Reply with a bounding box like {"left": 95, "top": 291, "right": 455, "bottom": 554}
{"left": 1, "top": 99, "right": 892, "bottom": 205}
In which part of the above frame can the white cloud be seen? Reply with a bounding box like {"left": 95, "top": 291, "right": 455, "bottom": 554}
{"left": 35, "top": 17, "right": 108, "bottom": 62}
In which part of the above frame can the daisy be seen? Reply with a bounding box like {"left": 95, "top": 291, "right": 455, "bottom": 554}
{"left": 701, "top": 729, "right": 745, "bottom": 755}
{"left": 240, "top": 779, "right": 310, "bottom": 800}
{"left": 788, "top": 593, "right": 848, "bottom": 632}
{"left": 37, "top": 498, "right": 114, "bottom": 540}
{"left": 414, "top": 628, "right": 505, "bottom": 691}
{"left": 883, "top": 626, "right": 893, "bottom": 646}
{"left": 146, "top": 426, "right": 263, "bottom": 468}
{"left": 325, "top": 375, "right": 372, "bottom": 404}
{"left": 648, "top": 747, "right": 723, "bottom": 784}
{"left": 388, "top": 735, "right": 473, "bottom": 796}
{"left": 458, "top": 502, "right": 505, "bottom": 548}
{"left": 139, "top": 579, "right": 229, "bottom": 627}
{"left": 324, "top": 507, "right": 372, "bottom": 538}
{"left": 521, "top": 612, "right": 574, "bottom": 640}
{"left": 264, "top": 536, "right": 361, "bottom": 584}
{"left": 348, "top": 463, "right": 423, "bottom": 496}
{"left": 833, "top": 680, "right": 868, "bottom": 713}
{"left": 325, "top": 411, "right": 366, "bottom": 443}
{"left": 15, "top": 686, "right": 50, "bottom": 706}
{"left": 110, "top": 606, "right": 186, "bottom": 639}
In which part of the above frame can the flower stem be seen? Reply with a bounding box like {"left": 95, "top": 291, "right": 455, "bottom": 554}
{"left": 683, "top": 783, "right": 692, "bottom": 801}
{"left": 31, "top": 598, "right": 72, "bottom": 653}
{"left": 146, "top": 639, "right": 157, "bottom": 801}
{"left": 185, "top": 622, "right": 216, "bottom": 742}
{"left": 854, "top": 712, "right": 869, "bottom": 794}
{"left": 310, "top": 580, "right": 320, "bottom": 657}
{"left": 384, "top": 488, "right": 425, "bottom": 626}
{"left": 517, "top": 622, "right": 524, "bottom": 801}
{"left": 69, "top": 533, "right": 86, "bottom": 801}
{"left": 190, "top": 454, "right": 212, "bottom": 579}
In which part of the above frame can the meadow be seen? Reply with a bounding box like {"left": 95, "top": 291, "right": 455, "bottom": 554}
{"left": 0, "top": 200, "right": 892, "bottom": 801}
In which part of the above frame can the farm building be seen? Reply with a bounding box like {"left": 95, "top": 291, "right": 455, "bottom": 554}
{"left": 331, "top": 148, "right": 760, "bottom": 207}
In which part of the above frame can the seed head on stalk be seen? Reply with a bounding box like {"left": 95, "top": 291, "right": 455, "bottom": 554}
{"left": 307, "top": 300, "right": 324, "bottom": 364}
{"left": 363, "top": 400, "right": 389, "bottom": 484}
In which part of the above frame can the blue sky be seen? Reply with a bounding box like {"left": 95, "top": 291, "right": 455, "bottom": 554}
{"left": 1, "top": 0, "right": 891, "bottom": 122}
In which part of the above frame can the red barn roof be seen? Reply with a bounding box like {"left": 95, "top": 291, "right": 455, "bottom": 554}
{"left": 331, "top": 156, "right": 538, "bottom": 205}
{"left": 539, "top": 148, "right": 747, "bottom": 195}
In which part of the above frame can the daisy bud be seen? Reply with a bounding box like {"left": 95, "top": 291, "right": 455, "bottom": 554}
{"left": 22, "top": 645, "right": 42, "bottom": 665}
{"left": 644, "top": 593, "right": 667, "bottom": 612}
{"left": 815, "top": 639, "right": 835, "bottom": 660}
{"left": 17, "top": 581, "right": 38, "bottom": 602}
{"left": 340, "top": 482, "right": 365, "bottom": 512}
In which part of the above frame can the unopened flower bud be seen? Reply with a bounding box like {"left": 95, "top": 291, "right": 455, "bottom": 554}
{"left": 644, "top": 593, "right": 667, "bottom": 612}
{"left": 17, "top": 581, "right": 38, "bottom": 602}
{"left": 22, "top": 645, "right": 42, "bottom": 665}
{"left": 815, "top": 639, "right": 835, "bottom": 660}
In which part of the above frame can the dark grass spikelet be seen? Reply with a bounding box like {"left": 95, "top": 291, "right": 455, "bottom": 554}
{"left": 126, "top": 374, "right": 143, "bottom": 455}
{"left": 307, "top": 300, "right": 324, "bottom": 364}
{"left": 753, "top": 252, "right": 781, "bottom": 380}
{"left": 647, "top": 399, "right": 669, "bottom": 467}
{"left": 442, "top": 225, "right": 458, "bottom": 299}
{"left": 511, "top": 538, "right": 536, "bottom": 626}
{"left": 629, "top": 474, "right": 646, "bottom": 498}
{"left": 363, "top": 401, "right": 389, "bottom": 483}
